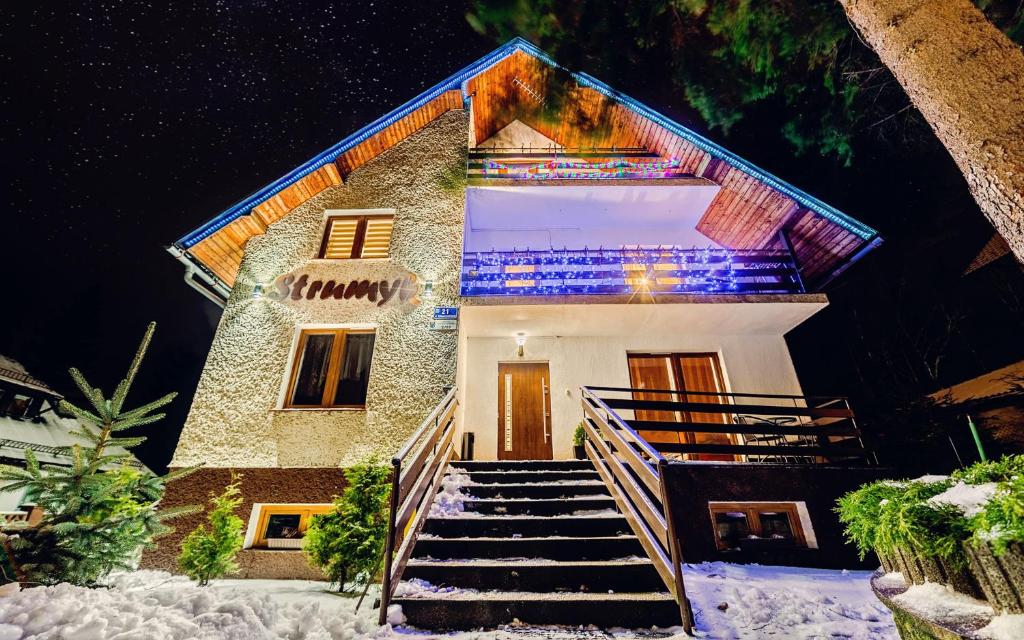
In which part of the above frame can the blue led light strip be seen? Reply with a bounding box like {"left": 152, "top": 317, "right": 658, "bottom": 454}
{"left": 176, "top": 37, "right": 876, "bottom": 251}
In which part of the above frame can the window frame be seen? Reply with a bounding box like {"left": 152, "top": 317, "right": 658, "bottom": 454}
{"left": 282, "top": 327, "right": 376, "bottom": 410}
{"left": 317, "top": 213, "right": 395, "bottom": 260}
{"left": 251, "top": 504, "right": 333, "bottom": 548}
{"left": 707, "top": 501, "right": 807, "bottom": 551}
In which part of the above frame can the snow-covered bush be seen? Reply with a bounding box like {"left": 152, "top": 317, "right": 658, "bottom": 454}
{"left": 178, "top": 474, "right": 244, "bottom": 586}
{"left": 836, "top": 480, "right": 907, "bottom": 560}
{"left": 838, "top": 456, "right": 1024, "bottom": 571}
{"left": 303, "top": 458, "right": 390, "bottom": 592}
{"left": 970, "top": 472, "right": 1024, "bottom": 556}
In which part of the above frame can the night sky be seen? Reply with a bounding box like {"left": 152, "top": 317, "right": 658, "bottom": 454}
{"left": 3, "top": 3, "right": 1021, "bottom": 472}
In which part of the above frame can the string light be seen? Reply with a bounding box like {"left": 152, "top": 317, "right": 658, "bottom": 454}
{"left": 460, "top": 246, "right": 803, "bottom": 296}
{"left": 483, "top": 158, "right": 682, "bottom": 181}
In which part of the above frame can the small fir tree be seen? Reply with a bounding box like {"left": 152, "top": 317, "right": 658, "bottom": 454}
{"left": 178, "top": 473, "right": 244, "bottom": 586}
{"left": 0, "top": 322, "right": 198, "bottom": 586}
{"left": 304, "top": 458, "right": 391, "bottom": 592}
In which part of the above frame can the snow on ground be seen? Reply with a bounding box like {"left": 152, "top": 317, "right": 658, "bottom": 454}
{"left": 0, "top": 564, "right": 896, "bottom": 639}
{"left": 683, "top": 562, "right": 896, "bottom": 640}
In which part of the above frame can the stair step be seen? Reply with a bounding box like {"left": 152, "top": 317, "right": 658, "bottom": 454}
{"left": 455, "top": 460, "right": 593, "bottom": 472}
{"left": 454, "top": 470, "right": 600, "bottom": 484}
{"left": 403, "top": 559, "right": 664, "bottom": 592}
{"left": 423, "top": 515, "right": 629, "bottom": 538}
{"left": 394, "top": 591, "right": 681, "bottom": 629}
{"left": 412, "top": 535, "right": 644, "bottom": 561}
{"left": 466, "top": 482, "right": 610, "bottom": 500}
{"left": 463, "top": 497, "right": 616, "bottom": 515}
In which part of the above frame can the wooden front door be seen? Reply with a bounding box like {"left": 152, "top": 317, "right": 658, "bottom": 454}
{"left": 497, "top": 362, "right": 553, "bottom": 460}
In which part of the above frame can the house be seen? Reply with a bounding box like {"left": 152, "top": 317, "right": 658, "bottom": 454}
{"left": 148, "top": 37, "right": 885, "bottom": 615}
{"left": 931, "top": 359, "right": 1024, "bottom": 455}
{"left": 0, "top": 356, "right": 150, "bottom": 525}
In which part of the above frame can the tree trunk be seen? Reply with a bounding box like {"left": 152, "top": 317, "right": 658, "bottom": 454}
{"left": 839, "top": 0, "right": 1024, "bottom": 262}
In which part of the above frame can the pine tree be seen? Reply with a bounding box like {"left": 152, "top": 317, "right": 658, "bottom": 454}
{"left": 304, "top": 459, "right": 391, "bottom": 592}
{"left": 178, "top": 473, "right": 244, "bottom": 586}
{"left": 0, "top": 322, "right": 199, "bottom": 586}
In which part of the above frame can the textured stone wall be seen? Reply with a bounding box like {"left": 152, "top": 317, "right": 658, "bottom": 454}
{"left": 172, "top": 110, "right": 468, "bottom": 469}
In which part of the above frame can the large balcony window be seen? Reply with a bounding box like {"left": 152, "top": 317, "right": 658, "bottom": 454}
{"left": 461, "top": 185, "right": 804, "bottom": 297}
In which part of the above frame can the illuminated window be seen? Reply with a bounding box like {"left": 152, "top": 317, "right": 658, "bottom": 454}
{"left": 319, "top": 215, "right": 394, "bottom": 259}
{"left": 252, "top": 504, "right": 332, "bottom": 548}
{"left": 284, "top": 329, "right": 375, "bottom": 409}
{"left": 708, "top": 502, "right": 806, "bottom": 551}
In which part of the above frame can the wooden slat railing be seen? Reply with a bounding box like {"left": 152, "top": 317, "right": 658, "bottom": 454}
{"left": 378, "top": 387, "right": 458, "bottom": 624}
{"left": 580, "top": 387, "right": 694, "bottom": 634}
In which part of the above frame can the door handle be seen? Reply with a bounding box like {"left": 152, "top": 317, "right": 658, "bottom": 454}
{"left": 541, "top": 377, "right": 551, "bottom": 443}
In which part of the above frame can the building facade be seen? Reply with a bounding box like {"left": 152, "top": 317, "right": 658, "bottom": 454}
{"left": 0, "top": 356, "right": 150, "bottom": 524}
{"left": 148, "top": 39, "right": 881, "bottom": 577}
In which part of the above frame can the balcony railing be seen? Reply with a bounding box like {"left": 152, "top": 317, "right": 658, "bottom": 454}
{"left": 581, "top": 386, "right": 874, "bottom": 464}
{"left": 468, "top": 147, "right": 693, "bottom": 181}
{"left": 461, "top": 245, "right": 805, "bottom": 296}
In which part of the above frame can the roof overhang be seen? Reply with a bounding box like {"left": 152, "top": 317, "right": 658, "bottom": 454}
{"left": 170, "top": 38, "right": 880, "bottom": 296}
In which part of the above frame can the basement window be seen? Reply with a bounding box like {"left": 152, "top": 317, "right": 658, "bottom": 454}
{"left": 318, "top": 214, "right": 394, "bottom": 259}
{"left": 708, "top": 502, "right": 809, "bottom": 551}
{"left": 247, "top": 504, "right": 333, "bottom": 549}
{"left": 284, "top": 328, "right": 375, "bottom": 409}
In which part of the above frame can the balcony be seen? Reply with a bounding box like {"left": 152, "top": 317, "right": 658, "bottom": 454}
{"left": 461, "top": 245, "right": 804, "bottom": 296}
{"left": 581, "top": 386, "right": 874, "bottom": 465}
{"left": 468, "top": 147, "right": 694, "bottom": 183}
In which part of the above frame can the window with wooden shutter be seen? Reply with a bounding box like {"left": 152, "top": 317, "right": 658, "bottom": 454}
{"left": 318, "top": 214, "right": 394, "bottom": 259}
{"left": 359, "top": 216, "right": 394, "bottom": 258}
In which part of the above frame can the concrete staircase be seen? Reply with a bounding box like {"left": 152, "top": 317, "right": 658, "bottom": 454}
{"left": 393, "top": 459, "right": 681, "bottom": 630}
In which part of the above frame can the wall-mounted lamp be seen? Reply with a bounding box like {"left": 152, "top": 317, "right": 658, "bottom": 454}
{"left": 252, "top": 283, "right": 264, "bottom": 299}
{"left": 515, "top": 332, "right": 526, "bottom": 357}
{"left": 423, "top": 280, "right": 434, "bottom": 299}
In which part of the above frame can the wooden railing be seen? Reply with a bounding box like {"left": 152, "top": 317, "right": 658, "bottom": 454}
{"left": 378, "top": 388, "right": 459, "bottom": 624}
{"left": 580, "top": 387, "right": 694, "bottom": 634}
{"left": 583, "top": 386, "right": 874, "bottom": 464}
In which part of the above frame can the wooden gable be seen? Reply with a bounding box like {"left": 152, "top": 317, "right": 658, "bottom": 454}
{"left": 186, "top": 90, "right": 463, "bottom": 287}
{"left": 177, "top": 39, "right": 876, "bottom": 292}
{"left": 463, "top": 49, "right": 875, "bottom": 285}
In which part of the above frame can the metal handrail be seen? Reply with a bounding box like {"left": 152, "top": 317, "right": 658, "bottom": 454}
{"left": 378, "top": 388, "right": 459, "bottom": 625}
{"left": 583, "top": 385, "right": 873, "bottom": 463}
{"left": 583, "top": 385, "right": 849, "bottom": 403}
{"left": 580, "top": 387, "right": 693, "bottom": 634}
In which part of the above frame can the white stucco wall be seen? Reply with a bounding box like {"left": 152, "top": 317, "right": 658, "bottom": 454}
{"left": 458, "top": 331, "right": 805, "bottom": 460}
{"left": 172, "top": 110, "right": 469, "bottom": 469}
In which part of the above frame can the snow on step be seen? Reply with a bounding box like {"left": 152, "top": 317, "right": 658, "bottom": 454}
{"left": 396, "top": 460, "right": 679, "bottom": 629}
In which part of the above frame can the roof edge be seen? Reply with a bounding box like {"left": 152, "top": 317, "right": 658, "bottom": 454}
{"left": 174, "top": 36, "right": 876, "bottom": 252}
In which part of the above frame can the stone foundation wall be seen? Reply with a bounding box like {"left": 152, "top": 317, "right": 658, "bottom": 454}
{"left": 142, "top": 467, "right": 347, "bottom": 579}
{"left": 662, "top": 463, "right": 889, "bottom": 569}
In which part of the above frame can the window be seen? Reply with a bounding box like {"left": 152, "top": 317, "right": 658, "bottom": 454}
{"left": 627, "top": 352, "right": 734, "bottom": 460}
{"left": 284, "top": 328, "right": 375, "bottom": 408}
{"left": 318, "top": 214, "right": 394, "bottom": 259}
{"left": 708, "top": 502, "right": 807, "bottom": 551}
{"left": 0, "top": 391, "right": 35, "bottom": 419}
{"left": 251, "top": 504, "right": 332, "bottom": 548}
